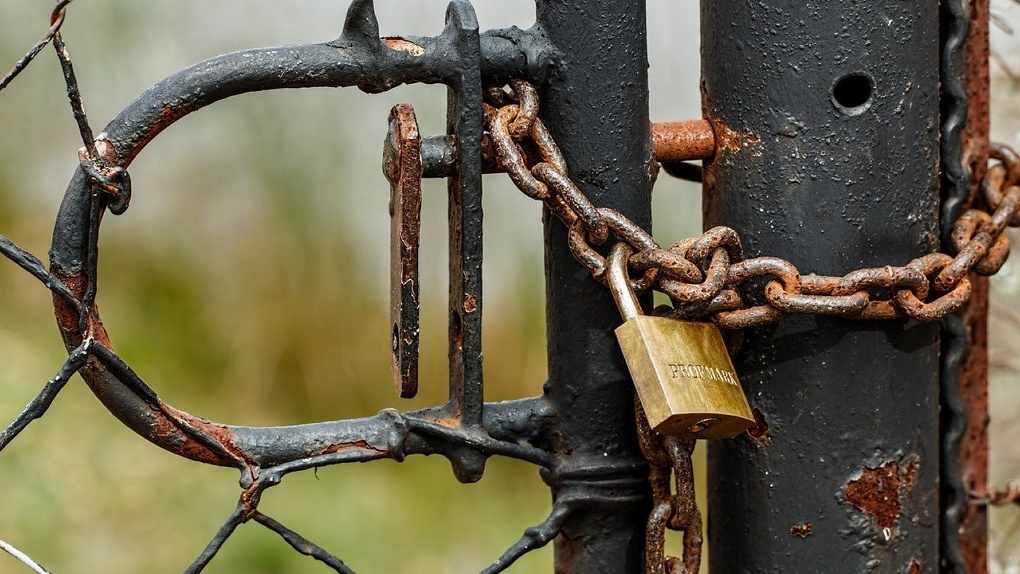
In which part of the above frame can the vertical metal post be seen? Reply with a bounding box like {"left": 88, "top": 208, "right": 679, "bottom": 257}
{"left": 536, "top": 0, "right": 654, "bottom": 571}
{"left": 702, "top": 2, "right": 941, "bottom": 571}
{"left": 949, "top": 0, "right": 990, "bottom": 568}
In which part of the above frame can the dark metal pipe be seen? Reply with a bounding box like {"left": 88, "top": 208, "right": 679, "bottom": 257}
{"left": 536, "top": 0, "right": 654, "bottom": 571}
{"left": 701, "top": 2, "right": 941, "bottom": 571}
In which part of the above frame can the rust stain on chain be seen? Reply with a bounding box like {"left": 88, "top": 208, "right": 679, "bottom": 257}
{"left": 844, "top": 460, "right": 918, "bottom": 530}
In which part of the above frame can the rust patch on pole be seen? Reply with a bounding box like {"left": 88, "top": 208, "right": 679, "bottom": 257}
{"left": 844, "top": 460, "right": 919, "bottom": 531}
{"left": 789, "top": 522, "right": 812, "bottom": 538}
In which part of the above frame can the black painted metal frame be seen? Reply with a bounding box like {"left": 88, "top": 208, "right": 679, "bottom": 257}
{"left": 0, "top": 0, "right": 969, "bottom": 571}
{"left": 43, "top": 0, "right": 653, "bottom": 571}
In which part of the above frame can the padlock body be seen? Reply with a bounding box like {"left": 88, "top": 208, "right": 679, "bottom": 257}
{"left": 615, "top": 317, "right": 754, "bottom": 439}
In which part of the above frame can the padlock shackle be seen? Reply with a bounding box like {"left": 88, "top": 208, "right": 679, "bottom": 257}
{"left": 607, "top": 243, "right": 642, "bottom": 321}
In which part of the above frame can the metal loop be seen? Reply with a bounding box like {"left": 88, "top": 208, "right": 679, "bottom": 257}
{"left": 668, "top": 288, "right": 743, "bottom": 321}
{"left": 79, "top": 158, "right": 132, "bottom": 216}
{"left": 764, "top": 280, "right": 869, "bottom": 316}
{"left": 489, "top": 105, "right": 550, "bottom": 200}
{"left": 659, "top": 247, "right": 729, "bottom": 305}
{"left": 975, "top": 232, "right": 1010, "bottom": 276}
{"left": 713, "top": 305, "right": 785, "bottom": 330}
{"left": 951, "top": 210, "right": 990, "bottom": 253}
{"left": 568, "top": 220, "right": 607, "bottom": 281}
{"left": 896, "top": 276, "right": 971, "bottom": 322}
{"left": 936, "top": 239, "right": 989, "bottom": 292}
{"left": 727, "top": 256, "right": 801, "bottom": 289}
{"left": 630, "top": 248, "right": 703, "bottom": 284}
{"left": 688, "top": 226, "right": 743, "bottom": 269}
{"left": 508, "top": 79, "right": 539, "bottom": 140}
{"left": 992, "top": 142, "right": 1020, "bottom": 186}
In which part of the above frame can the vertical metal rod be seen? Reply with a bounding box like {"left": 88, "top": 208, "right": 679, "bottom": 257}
{"left": 445, "top": 4, "right": 484, "bottom": 421}
{"left": 702, "top": 2, "right": 941, "bottom": 571}
{"left": 536, "top": 0, "right": 654, "bottom": 571}
{"left": 953, "top": 0, "right": 991, "bottom": 568}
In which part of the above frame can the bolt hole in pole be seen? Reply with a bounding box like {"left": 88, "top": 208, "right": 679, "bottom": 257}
{"left": 831, "top": 72, "right": 875, "bottom": 115}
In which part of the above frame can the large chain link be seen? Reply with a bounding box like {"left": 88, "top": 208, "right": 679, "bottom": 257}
{"left": 484, "top": 80, "right": 1020, "bottom": 574}
{"left": 484, "top": 82, "right": 1020, "bottom": 331}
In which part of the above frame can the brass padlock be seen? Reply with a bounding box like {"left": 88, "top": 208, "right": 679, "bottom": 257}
{"left": 608, "top": 243, "right": 755, "bottom": 439}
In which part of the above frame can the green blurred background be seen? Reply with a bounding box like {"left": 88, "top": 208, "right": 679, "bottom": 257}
{"left": 0, "top": 1, "right": 1019, "bottom": 572}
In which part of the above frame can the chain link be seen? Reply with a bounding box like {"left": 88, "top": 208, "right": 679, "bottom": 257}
{"left": 484, "top": 80, "right": 1020, "bottom": 574}
{"left": 484, "top": 82, "right": 1020, "bottom": 331}
{"left": 635, "top": 399, "right": 701, "bottom": 574}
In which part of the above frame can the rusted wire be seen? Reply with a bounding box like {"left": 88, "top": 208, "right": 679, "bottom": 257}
{"left": 484, "top": 81, "right": 1020, "bottom": 330}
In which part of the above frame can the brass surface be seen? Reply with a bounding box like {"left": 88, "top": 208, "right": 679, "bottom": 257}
{"left": 615, "top": 317, "right": 754, "bottom": 439}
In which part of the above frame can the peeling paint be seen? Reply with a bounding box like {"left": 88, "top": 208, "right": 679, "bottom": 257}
{"left": 383, "top": 37, "right": 425, "bottom": 56}
{"left": 844, "top": 459, "right": 919, "bottom": 531}
{"left": 790, "top": 522, "right": 812, "bottom": 538}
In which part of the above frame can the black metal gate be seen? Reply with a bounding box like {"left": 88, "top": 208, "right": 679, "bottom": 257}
{"left": 0, "top": 0, "right": 1012, "bottom": 572}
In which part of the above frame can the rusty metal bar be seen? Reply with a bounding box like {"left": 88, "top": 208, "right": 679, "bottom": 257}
{"left": 950, "top": 0, "right": 991, "bottom": 570}
{"left": 412, "top": 120, "right": 715, "bottom": 179}
{"left": 536, "top": 0, "right": 654, "bottom": 571}
{"left": 652, "top": 120, "right": 715, "bottom": 163}
{"left": 702, "top": 1, "right": 941, "bottom": 570}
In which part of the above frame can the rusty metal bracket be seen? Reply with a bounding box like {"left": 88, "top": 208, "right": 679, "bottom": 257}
{"left": 384, "top": 103, "right": 422, "bottom": 399}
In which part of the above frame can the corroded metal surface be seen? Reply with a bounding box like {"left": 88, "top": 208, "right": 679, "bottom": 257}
{"left": 384, "top": 103, "right": 422, "bottom": 399}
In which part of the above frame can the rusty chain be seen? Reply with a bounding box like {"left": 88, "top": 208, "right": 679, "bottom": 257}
{"left": 635, "top": 400, "right": 700, "bottom": 574}
{"left": 484, "top": 80, "right": 1020, "bottom": 574}
{"left": 484, "top": 82, "right": 1020, "bottom": 331}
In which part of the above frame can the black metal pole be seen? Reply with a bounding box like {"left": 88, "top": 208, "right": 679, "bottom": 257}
{"left": 536, "top": 0, "right": 653, "bottom": 572}
{"left": 702, "top": 2, "right": 941, "bottom": 571}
